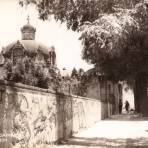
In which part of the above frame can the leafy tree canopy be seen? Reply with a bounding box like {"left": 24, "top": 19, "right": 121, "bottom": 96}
{"left": 78, "top": 68, "right": 85, "bottom": 76}
{"left": 20, "top": 0, "right": 148, "bottom": 82}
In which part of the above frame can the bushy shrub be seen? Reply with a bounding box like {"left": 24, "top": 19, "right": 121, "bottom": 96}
{"left": 4, "top": 57, "right": 52, "bottom": 89}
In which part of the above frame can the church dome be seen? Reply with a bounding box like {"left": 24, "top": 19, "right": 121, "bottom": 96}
{"left": 2, "top": 40, "right": 54, "bottom": 57}
{"left": 21, "top": 23, "right": 36, "bottom": 32}
{"left": 21, "top": 16, "right": 36, "bottom": 40}
{"left": 2, "top": 17, "right": 57, "bottom": 68}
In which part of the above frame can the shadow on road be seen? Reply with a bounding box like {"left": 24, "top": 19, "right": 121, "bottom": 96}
{"left": 62, "top": 136, "right": 148, "bottom": 147}
{"left": 105, "top": 114, "right": 148, "bottom": 121}
{"left": 58, "top": 114, "right": 148, "bottom": 147}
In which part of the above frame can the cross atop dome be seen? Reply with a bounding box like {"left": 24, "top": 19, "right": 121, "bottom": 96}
{"left": 27, "top": 15, "right": 30, "bottom": 24}
{"left": 21, "top": 16, "right": 36, "bottom": 40}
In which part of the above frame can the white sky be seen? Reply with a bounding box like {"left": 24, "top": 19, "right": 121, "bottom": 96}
{"left": 0, "top": 0, "right": 92, "bottom": 72}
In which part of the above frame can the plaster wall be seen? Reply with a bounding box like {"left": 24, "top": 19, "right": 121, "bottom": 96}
{"left": 0, "top": 81, "right": 101, "bottom": 148}
{"left": 86, "top": 78, "right": 121, "bottom": 118}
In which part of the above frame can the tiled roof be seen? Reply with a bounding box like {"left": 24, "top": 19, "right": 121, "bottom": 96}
{"left": 2, "top": 40, "right": 54, "bottom": 56}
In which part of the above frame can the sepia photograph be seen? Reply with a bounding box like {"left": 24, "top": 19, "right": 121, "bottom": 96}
{"left": 0, "top": 0, "right": 148, "bottom": 147}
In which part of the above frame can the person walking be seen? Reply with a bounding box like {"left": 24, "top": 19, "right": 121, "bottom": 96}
{"left": 125, "top": 100, "right": 130, "bottom": 113}
{"left": 119, "top": 99, "right": 122, "bottom": 114}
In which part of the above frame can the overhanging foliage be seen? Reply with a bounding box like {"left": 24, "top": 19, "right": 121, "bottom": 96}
{"left": 20, "top": 0, "right": 148, "bottom": 81}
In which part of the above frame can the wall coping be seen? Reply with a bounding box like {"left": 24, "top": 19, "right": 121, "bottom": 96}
{"left": 0, "top": 80, "right": 101, "bottom": 102}
{"left": 0, "top": 80, "right": 55, "bottom": 94}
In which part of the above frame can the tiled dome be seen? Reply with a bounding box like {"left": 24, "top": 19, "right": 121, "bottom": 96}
{"left": 2, "top": 17, "right": 56, "bottom": 67}
{"left": 21, "top": 23, "right": 36, "bottom": 32}
{"left": 2, "top": 40, "right": 54, "bottom": 57}
{"left": 21, "top": 17, "right": 36, "bottom": 40}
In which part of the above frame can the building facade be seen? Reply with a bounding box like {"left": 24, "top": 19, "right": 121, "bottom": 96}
{"left": 0, "top": 19, "right": 57, "bottom": 88}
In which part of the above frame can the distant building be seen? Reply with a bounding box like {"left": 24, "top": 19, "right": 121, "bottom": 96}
{"left": 79, "top": 68, "right": 122, "bottom": 117}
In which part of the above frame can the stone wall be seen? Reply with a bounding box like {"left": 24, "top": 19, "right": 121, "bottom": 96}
{"left": 0, "top": 81, "right": 101, "bottom": 148}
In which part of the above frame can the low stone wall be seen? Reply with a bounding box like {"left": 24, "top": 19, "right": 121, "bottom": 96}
{"left": 0, "top": 81, "right": 101, "bottom": 148}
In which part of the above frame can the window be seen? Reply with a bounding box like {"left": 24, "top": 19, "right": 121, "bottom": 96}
{"left": 49, "top": 51, "right": 56, "bottom": 65}
{"left": 13, "top": 48, "right": 23, "bottom": 65}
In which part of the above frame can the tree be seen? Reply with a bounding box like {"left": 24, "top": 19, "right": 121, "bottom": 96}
{"left": 71, "top": 68, "right": 78, "bottom": 78}
{"left": 21, "top": 0, "right": 148, "bottom": 115}
{"left": 19, "top": 0, "right": 141, "bottom": 30}
{"left": 78, "top": 68, "right": 85, "bottom": 76}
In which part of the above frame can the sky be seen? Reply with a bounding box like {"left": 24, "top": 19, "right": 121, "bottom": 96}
{"left": 0, "top": 0, "right": 92, "bottom": 72}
